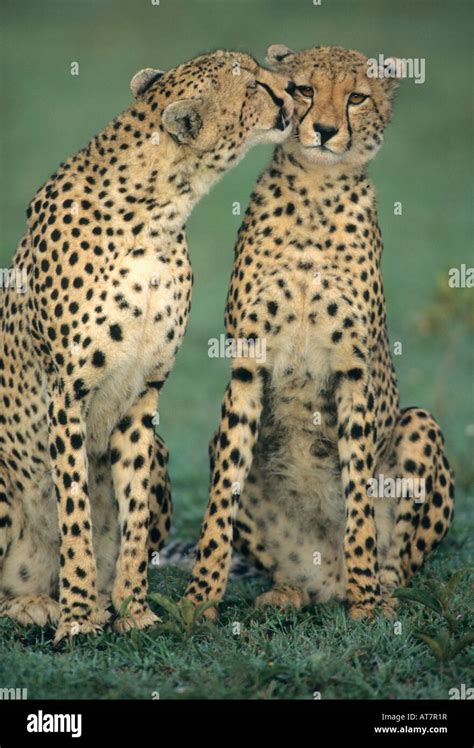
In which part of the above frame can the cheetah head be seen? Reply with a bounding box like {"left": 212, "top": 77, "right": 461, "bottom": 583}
{"left": 267, "top": 45, "right": 402, "bottom": 168}
{"left": 130, "top": 51, "right": 294, "bottom": 169}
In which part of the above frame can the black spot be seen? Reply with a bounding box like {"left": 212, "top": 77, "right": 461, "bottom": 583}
{"left": 71, "top": 434, "right": 83, "bottom": 450}
{"left": 347, "top": 368, "right": 363, "bottom": 381}
{"left": 267, "top": 301, "right": 278, "bottom": 316}
{"left": 118, "top": 417, "right": 132, "bottom": 433}
{"left": 232, "top": 367, "right": 253, "bottom": 383}
{"left": 350, "top": 424, "right": 363, "bottom": 439}
{"left": 92, "top": 350, "right": 106, "bottom": 367}
{"left": 134, "top": 455, "right": 145, "bottom": 470}
{"left": 404, "top": 459, "right": 417, "bottom": 474}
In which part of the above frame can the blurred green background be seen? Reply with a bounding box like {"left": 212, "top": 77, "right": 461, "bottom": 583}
{"left": 1, "top": 0, "right": 473, "bottom": 538}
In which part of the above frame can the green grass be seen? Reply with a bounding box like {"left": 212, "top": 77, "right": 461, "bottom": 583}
{"left": 1, "top": 544, "right": 472, "bottom": 699}
{"left": 0, "top": 0, "right": 473, "bottom": 699}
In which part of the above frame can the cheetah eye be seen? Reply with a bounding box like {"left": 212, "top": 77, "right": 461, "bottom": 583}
{"left": 348, "top": 92, "right": 368, "bottom": 105}
{"left": 247, "top": 80, "right": 258, "bottom": 90}
{"left": 296, "top": 85, "right": 314, "bottom": 98}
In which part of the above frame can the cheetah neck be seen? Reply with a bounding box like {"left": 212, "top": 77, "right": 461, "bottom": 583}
{"left": 257, "top": 145, "right": 384, "bottom": 266}
{"left": 71, "top": 106, "right": 227, "bottom": 240}
{"left": 273, "top": 145, "right": 373, "bottom": 196}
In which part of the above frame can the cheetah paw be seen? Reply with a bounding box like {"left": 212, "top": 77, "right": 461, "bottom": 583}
{"left": 380, "top": 595, "right": 399, "bottom": 619}
{"left": 256, "top": 586, "right": 304, "bottom": 611}
{"left": 113, "top": 605, "right": 160, "bottom": 633}
{"left": 198, "top": 604, "right": 218, "bottom": 622}
{"left": 348, "top": 603, "right": 377, "bottom": 622}
{"left": 54, "top": 616, "right": 104, "bottom": 644}
{"left": 0, "top": 594, "right": 59, "bottom": 627}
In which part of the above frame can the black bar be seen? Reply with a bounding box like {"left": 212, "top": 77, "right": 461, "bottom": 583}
{"left": 0, "top": 699, "right": 471, "bottom": 745}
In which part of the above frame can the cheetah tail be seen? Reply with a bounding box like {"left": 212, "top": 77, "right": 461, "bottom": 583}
{"left": 152, "top": 538, "right": 261, "bottom": 579}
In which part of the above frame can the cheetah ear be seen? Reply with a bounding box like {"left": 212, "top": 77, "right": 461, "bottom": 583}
{"left": 161, "top": 99, "right": 204, "bottom": 144}
{"left": 130, "top": 68, "right": 165, "bottom": 98}
{"left": 266, "top": 44, "right": 296, "bottom": 67}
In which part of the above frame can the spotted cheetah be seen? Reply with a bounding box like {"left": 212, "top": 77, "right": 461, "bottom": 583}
{"left": 0, "top": 51, "right": 294, "bottom": 641}
{"left": 185, "top": 45, "right": 454, "bottom": 620}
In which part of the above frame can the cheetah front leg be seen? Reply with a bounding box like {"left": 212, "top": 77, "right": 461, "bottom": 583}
{"left": 184, "top": 360, "right": 263, "bottom": 616}
{"left": 335, "top": 367, "right": 382, "bottom": 620}
{"left": 110, "top": 386, "right": 161, "bottom": 632}
{"left": 48, "top": 392, "right": 107, "bottom": 643}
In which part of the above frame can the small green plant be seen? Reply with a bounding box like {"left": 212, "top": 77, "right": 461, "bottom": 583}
{"left": 149, "top": 593, "right": 218, "bottom": 638}
{"left": 417, "top": 278, "right": 474, "bottom": 334}
{"left": 117, "top": 595, "right": 134, "bottom": 620}
{"left": 393, "top": 570, "right": 474, "bottom": 662}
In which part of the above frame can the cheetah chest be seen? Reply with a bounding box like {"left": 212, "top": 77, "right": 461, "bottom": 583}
{"left": 85, "top": 250, "right": 191, "bottom": 453}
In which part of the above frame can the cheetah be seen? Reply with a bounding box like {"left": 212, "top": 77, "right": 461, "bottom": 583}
{"left": 0, "top": 51, "right": 294, "bottom": 641}
{"left": 185, "top": 45, "right": 455, "bottom": 620}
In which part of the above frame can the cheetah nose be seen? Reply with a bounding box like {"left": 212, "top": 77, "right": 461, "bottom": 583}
{"left": 313, "top": 122, "right": 338, "bottom": 145}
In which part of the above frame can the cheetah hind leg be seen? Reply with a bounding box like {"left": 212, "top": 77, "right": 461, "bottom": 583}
{"left": 378, "top": 407, "right": 454, "bottom": 614}
{"left": 0, "top": 594, "right": 59, "bottom": 627}
{"left": 0, "top": 466, "right": 13, "bottom": 569}
{"left": 0, "top": 469, "right": 60, "bottom": 629}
